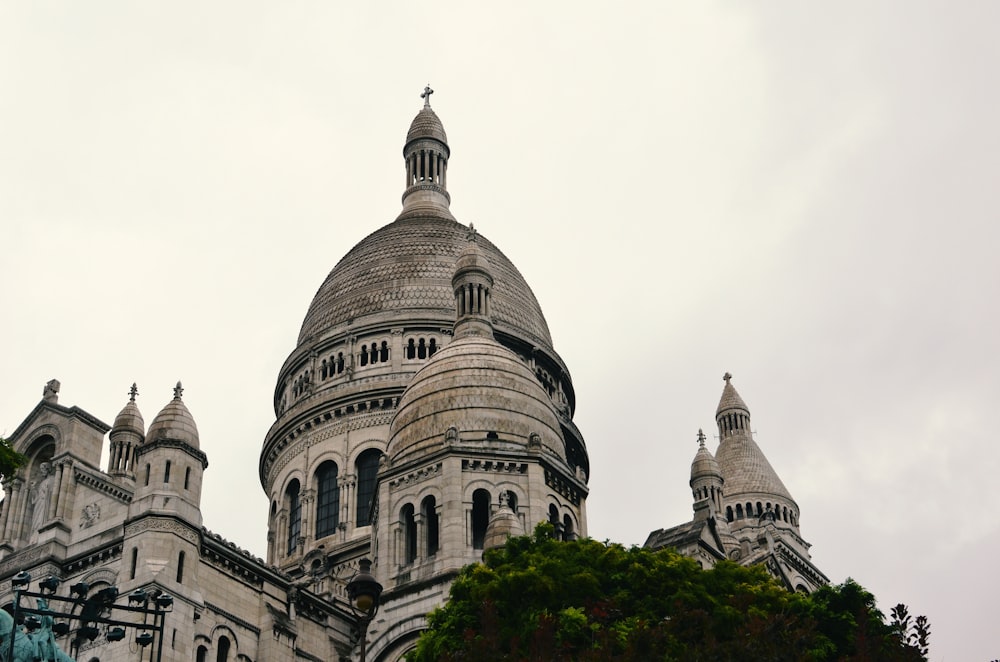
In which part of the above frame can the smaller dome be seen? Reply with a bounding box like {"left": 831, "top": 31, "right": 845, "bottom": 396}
{"left": 690, "top": 430, "right": 721, "bottom": 484}
{"left": 453, "top": 233, "right": 491, "bottom": 278}
{"left": 112, "top": 383, "right": 145, "bottom": 438}
{"left": 146, "top": 382, "right": 200, "bottom": 449}
{"left": 716, "top": 372, "right": 749, "bottom": 418}
{"left": 483, "top": 497, "right": 525, "bottom": 551}
{"left": 387, "top": 336, "right": 564, "bottom": 466}
{"left": 405, "top": 107, "right": 448, "bottom": 149}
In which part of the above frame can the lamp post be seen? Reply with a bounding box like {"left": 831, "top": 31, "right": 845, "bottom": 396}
{"left": 346, "top": 558, "right": 382, "bottom": 662}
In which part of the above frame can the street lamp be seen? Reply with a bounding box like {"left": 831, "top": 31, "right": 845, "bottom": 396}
{"left": 346, "top": 558, "right": 382, "bottom": 662}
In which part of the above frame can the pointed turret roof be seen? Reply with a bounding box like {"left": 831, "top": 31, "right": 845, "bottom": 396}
{"left": 111, "top": 383, "right": 145, "bottom": 438}
{"left": 146, "top": 382, "right": 200, "bottom": 449}
{"left": 713, "top": 374, "right": 795, "bottom": 503}
{"left": 716, "top": 372, "right": 749, "bottom": 418}
{"left": 690, "top": 429, "right": 722, "bottom": 484}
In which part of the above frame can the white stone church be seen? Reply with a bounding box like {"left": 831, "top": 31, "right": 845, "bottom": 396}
{"left": 0, "top": 91, "right": 824, "bottom": 661}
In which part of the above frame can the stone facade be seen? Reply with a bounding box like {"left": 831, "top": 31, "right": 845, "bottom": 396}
{"left": 0, "top": 94, "right": 590, "bottom": 661}
{"left": 1, "top": 93, "right": 823, "bottom": 662}
{"left": 644, "top": 374, "right": 828, "bottom": 592}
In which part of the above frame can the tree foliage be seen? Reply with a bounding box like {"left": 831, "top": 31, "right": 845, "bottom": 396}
{"left": 409, "top": 524, "right": 928, "bottom": 661}
{"left": 0, "top": 436, "right": 27, "bottom": 482}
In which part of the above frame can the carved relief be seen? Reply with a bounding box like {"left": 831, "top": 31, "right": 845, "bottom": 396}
{"left": 79, "top": 503, "right": 101, "bottom": 528}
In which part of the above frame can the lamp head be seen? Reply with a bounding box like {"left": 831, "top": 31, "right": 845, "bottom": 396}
{"left": 11, "top": 572, "right": 31, "bottom": 588}
{"left": 346, "top": 558, "right": 383, "bottom": 617}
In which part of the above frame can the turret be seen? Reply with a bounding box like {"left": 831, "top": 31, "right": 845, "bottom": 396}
{"left": 398, "top": 85, "right": 454, "bottom": 220}
{"left": 689, "top": 429, "right": 723, "bottom": 518}
{"left": 108, "top": 383, "right": 144, "bottom": 479}
{"left": 130, "top": 382, "right": 208, "bottom": 525}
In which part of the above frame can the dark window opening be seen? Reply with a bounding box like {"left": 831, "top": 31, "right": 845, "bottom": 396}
{"left": 287, "top": 480, "right": 301, "bottom": 555}
{"left": 422, "top": 496, "right": 439, "bottom": 556}
{"left": 418, "top": 338, "right": 427, "bottom": 359}
{"left": 176, "top": 551, "right": 185, "bottom": 583}
{"left": 406, "top": 338, "right": 415, "bottom": 359}
{"left": 359, "top": 346, "right": 369, "bottom": 366}
{"left": 355, "top": 450, "right": 380, "bottom": 526}
{"left": 402, "top": 504, "right": 417, "bottom": 564}
{"left": 164, "top": 460, "right": 171, "bottom": 484}
{"left": 429, "top": 338, "right": 437, "bottom": 356}
{"left": 316, "top": 461, "right": 340, "bottom": 538}
{"left": 472, "top": 489, "right": 490, "bottom": 549}
{"left": 379, "top": 341, "right": 390, "bottom": 363}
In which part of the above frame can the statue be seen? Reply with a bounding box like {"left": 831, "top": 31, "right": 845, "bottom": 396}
{"left": 28, "top": 463, "right": 54, "bottom": 543}
{"left": 0, "top": 598, "right": 77, "bottom": 662}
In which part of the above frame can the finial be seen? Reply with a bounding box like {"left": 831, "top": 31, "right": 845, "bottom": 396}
{"left": 723, "top": 372, "right": 732, "bottom": 383}
{"left": 498, "top": 492, "right": 509, "bottom": 508}
{"left": 129, "top": 383, "right": 139, "bottom": 402}
{"left": 697, "top": 429, "right": 706, "bottom": 447}
{"left": 466, "top": 222, "right": 477, "bottom": 243}
{"left": 173, "top": 381, "right": 184, "bottom": 399}
{"left": 421, "top": 84, "right": 434, "bottom": 108}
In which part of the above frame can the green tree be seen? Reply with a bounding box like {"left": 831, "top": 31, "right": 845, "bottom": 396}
{"left": 0, "top": 436, "right": 26, "bottom": 482}
{"left": 409, "top": 524, "right": 928, "bottom": 661}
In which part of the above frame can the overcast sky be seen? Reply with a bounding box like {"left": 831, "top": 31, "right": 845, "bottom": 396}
{"left": 2, "top": 3, "right": 996, "bottom": 659}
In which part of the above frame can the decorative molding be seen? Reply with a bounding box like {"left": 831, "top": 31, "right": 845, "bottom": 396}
{"left": 204, "top": 601, "right": 262, "bottom": 635}
{"left": 544, "top": 469, "right": 582, "bottom": 506}
{"left": 462, "top": 459, "right": 528, "bottom": 475}
{"left": 74, "top": 467, "right": 132, "bottom": 503}
{"left": 388, "top": 463, "right": 443, "bottom": 490}
{"left": 124, "top": 517, "right": 200, "bottom": 546}
{"left": 79, "top": 503, "right": 101, "bottom": 528}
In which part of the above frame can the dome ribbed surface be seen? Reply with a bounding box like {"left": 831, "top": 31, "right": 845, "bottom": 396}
{"left": 112, "top": 400, "right": 145, "bottom": 437}
{"left": 690, "top": 444, "right": 721, "bottom": 483}
{"left": 483, "top": 504, "right": 525, "bottom": 550}
{"left": 147, "top": 395, "right": 199, "bottom": 449}
{"left": 297, "top": 217, "right": 552, "bottom": 348}
{"left": 716, "top": 379, "right": 749, "bottom": 418}
{"left": 406, "top": 107, "right": 448, "bottom": 147}
{"left": 387, "top": 336, "right": 564, "bottom": 466}
{"left": 715, "top": 435, "right": 793, "bottom": 501}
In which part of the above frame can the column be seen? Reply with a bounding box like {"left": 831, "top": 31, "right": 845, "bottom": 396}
{"left": 57, "top": 460, "right": 74, "bottom": 521}
{"left": 47, "top": 463, "right": 62, "bottom": 521}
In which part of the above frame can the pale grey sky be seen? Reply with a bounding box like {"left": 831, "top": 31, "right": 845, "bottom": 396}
{"left": 2, "top": 3, "right": 997, "bottom": 659}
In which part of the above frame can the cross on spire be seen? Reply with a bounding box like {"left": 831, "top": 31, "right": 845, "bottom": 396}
{"left": 174, "top": 381, "right": 184, "bottom": 399}
{"left": 421, "top": 84, "right": 434, "bottom": 108}
{"left": 466, "top": 222, "right": 478, "bottom": 243}
{"left": 723, "top": 372, "right": 732, "bottom": 383}
{"left": 129, "top": 383, "right": 138, "bottom": 402}
{"left": 697, "top": 428, "right": 707, "bottom": 447}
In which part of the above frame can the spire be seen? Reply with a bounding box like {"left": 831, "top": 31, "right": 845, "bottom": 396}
{"left": 399, "top": 85, "right": 453, "bottom": 220}
{"left": 452, "top": 227, "right": 495, "bottom": 339}
{"left": 716, "top": 372, "right": 750, "bottom": 436}
{"left": 109, "top": 383, "right": 145, "bottom": 477}
{"left": 173, "top": 381, "right": 184, "bottom": 399}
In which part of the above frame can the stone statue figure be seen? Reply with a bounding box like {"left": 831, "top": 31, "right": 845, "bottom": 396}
{"left": 28, "top": 463, "right": 53, "bottom": 543}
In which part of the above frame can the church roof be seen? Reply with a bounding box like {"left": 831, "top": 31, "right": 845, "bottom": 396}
{"left": 111, "top": 385, "right": 145, "bottom": 439}
{"left": 387, "top": 335, "right": 565, "bottom": 467}
{"left": 146, "top": 382, "right": 200, "bottom": 449}
{"left": 296, "top": 216, "right": 553, "bottom": 348}
{"left": 406, "top": 106, "right": 448, "bottom": 148}
{"left": 690, "top": 430, "right": 721, "bottom": 484}
{"left": 716, "top": 372, "right": 749, "bottom": 417}
{"left": 715, "top": 434, "right": 794, "bottom": 501}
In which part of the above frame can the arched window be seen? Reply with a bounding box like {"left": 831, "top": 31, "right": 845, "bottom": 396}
{"left": 506, "top": 491, "right": 518, "bottom": 514}
{"left": 417, "top": 338, "right": 427, "bottom": 359}
{"left": 196, "top": 646, "right": 208, "bottom": 662}
{"left": 370, "top": 343, "right": 378, "bottom": 363}
{"left": 176, "top": 551, "right": 185, "bottom": 583}
{"left": 336, "top": 352, "right": 345, "bottom": 374}
{"left": 422, "top": 496, "right": 439, "bottom": 556}
{"left": 144, "top": 464, "right": 150, "bottom": 486}
{"left": 472, "top": 489, "right": 490, "bottom": 549}
{"left": 130, "top": 547, "right": 138, "bottom": 580}
{"left": 429, "top": 338, "right": 437, "bottom": 356}
{"left": 355, "top": 450, "right": 380, "bottom": 527}
{"left": 216, "top": 636, "right": 230, "bottom": 662}
{"left": 286, "top": 480, "right": 301, "bottom": 555}
{"left": 164, "top": 460, "right": 171, "bottom": 483}
{"left": 726, "top": 506, "right": 734, "bottom": 522}
{"left": 184, "top": 466, "right": 191, "bottom": 490}
{"left": 359, "top": 345, "right": 369, "bottom": 366}
{"left": 736, "top": 504, "right": 744, "bottom": 519}
{"left": 406, "top": 338, "right": 415, "bottom": 359}
{"left": 379, "top": 341, "right": 390, "bottom": 363}
{"left": 563, "top": 515, "right": 575, "bottom": 541}
{"left": 315, "top": 461, "right": 340, "bottom": 539}
{"left": 401, "top": 504, "right": 416, "bottom": 564}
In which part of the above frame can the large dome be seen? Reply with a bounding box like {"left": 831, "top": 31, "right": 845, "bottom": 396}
{"left": 296, "top": 216, "right": 553, "bottom": 349}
